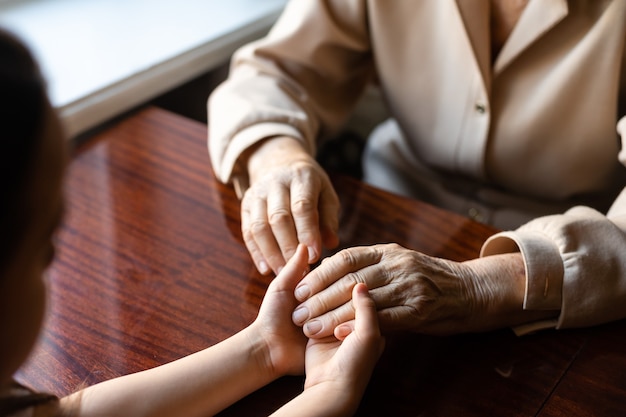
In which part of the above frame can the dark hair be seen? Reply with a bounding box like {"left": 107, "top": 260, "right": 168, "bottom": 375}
{"left": 0, "top": 28, "right": 48, "bottom": 270}
{"left": 0, "top": 29, "right": 60, "bottom": 416}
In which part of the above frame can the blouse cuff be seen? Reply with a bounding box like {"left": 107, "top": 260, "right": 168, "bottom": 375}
{"left": 480, "top": 231, "right": 564, "bottom": 334}
{"left": 481, "top": 231, "right": 564, "bottom": 310}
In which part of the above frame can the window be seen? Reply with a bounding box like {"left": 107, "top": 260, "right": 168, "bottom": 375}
{"left": 0, "top": 0, "right": 287, "bottom": 137}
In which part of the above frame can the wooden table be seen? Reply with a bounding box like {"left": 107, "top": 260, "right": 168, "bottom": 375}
{"left": 16, "top": 107, "right": 626, "bottom": 416}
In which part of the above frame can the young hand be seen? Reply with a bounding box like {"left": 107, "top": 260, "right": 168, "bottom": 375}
{"left": 302, "top": 283, "right": 385, "bottom": 411}
{"left": 250, "top": 244, "right": 311, "bottom": 379}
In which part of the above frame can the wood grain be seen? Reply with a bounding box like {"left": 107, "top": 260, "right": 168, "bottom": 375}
{"left": 15, "top": 106, "right": 626, "bottom": 416}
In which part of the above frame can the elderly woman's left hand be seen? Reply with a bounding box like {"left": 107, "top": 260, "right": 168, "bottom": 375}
{"left": 291, "top": 243, "right": 536, "bottom": 337}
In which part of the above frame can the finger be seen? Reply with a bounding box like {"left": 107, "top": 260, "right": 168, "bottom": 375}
{"left": 247, "top": 188, "right": 287, "bottom": 274}
{"left": 333, "top": 320, "right": 355, "bottom": 340}
{"left": 295, "top": 261, "right": 387, "bottom": 328}
{"left": 303, "top": 282, "right": 383, "bottom": 339}
{"left": 270, "top": 244, "right": 310, "bottom": 293}
{"left": 318, "top": 184, "right": 340, "bottom": 250}
{"left": 294, "top": 246, "right": 382, "bottom": 302}
{"left": 299, "top": 299, "right": 356, "bottom": 338}
{"left": 293, "top": 264, "right": 383, "bottom": 334}
{"left": 352, "top": 283, "right": 381, "bottom": 337}
{"left": 353, "top": 283, "right": 386, "bottom": 359}
{"left": 294, "top": 275, "right": 355, "bottom": 326}
{"left": 290, "top": 175, "right": 323, "bottom": 264}
{"left": 266, "top": 183, "right": 299, "bottom": 262}
{"left": 241, "top": 193, "right": 271, "bottom": 275}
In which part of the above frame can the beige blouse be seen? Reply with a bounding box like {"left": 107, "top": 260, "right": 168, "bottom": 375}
{"left": 208, "top": 0, "right": 626, "bottom": 333}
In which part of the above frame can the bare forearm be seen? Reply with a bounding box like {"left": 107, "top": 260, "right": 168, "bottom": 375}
{"left": 62, "top": 327, "right": 275, "bottom": 417}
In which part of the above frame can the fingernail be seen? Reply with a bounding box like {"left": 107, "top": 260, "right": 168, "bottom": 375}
{"left": 307, "top": 246, "right": 317, "bottom": 262}
{"left": 258, "top": 261, "right": 269, "bottom": 275}
{"left": 292, "top": 306, "right": 309, "bottom": 325}
{"left": 304, "top": 320, "right": 322, "bottom": 335}
{"left": 335, "top": 324, "right": 351, "bottom": 339}
{"left": 294, "top": 284, "right": 310, "bottom": 301}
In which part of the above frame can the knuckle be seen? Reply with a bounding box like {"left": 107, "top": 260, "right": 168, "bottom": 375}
{"left": 344, "top": 271, "right": 367, "bottom": 288}
{"left": 292, "top": 159, "right": 317, "bottom": 173}
{"left": 242, "top": 228, "right": 254, "bottom": 242}
{"left": 337, "top": 248, "right": 359, "bottom": 268}
{"left": 309, "top": 296, "right": 332, "bottom": 317}
{"left": 329, "top": 309, "right": 346, "bottom": 327}
{"left": 249, "top": 220, "right": 270, "bottom": 237}
{"left": 268, "top": 208, "right": 292, "bottom": 228}
{"left": 320, "top": 303, "right": 352, "bottom": 328}
{"left": 291, "top": 197, "right": 315, "bottom": 217}
{"left": 308, "top": 288, "right": 345, "bottom": 318}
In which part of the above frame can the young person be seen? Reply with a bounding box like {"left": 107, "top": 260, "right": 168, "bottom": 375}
{"left": 0, "top": 29, "right": 384, "bottom": 417}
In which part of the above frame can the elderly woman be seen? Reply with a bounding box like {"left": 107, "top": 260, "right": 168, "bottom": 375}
{"left": 208, "top": 0, "right": 626, "bottom": 337}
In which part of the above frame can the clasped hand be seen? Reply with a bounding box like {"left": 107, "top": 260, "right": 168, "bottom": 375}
{"left": 242, "top": 137, "right": 528, "bottom": 341}
{"left": 253, "top": 244, "right": 384, "bottom": 399}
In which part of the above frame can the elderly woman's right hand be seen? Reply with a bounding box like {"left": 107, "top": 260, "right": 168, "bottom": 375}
{"left": 291, "top": 244, "right": 553, "bottom": 337}
{"left": 242, "top": 136, "right": 340, "bottom": 275}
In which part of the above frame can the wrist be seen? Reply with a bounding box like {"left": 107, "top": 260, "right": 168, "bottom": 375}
{"left": 245, "top": 136, "right": 311, "bottom": 182}
{"left": 462, "top": 253, "right": 558, "bottom": 330}
{"left": 240, "top": 325, "right": 281, "bottom": 381}
{"left": 271, "top": 383, "right": 360, "bottom": 417}
{"left": 243, "top": 322, "right": 302, "bottom": 381}
{"left": 302, "top": 382, "right": 362, "bottom": 415}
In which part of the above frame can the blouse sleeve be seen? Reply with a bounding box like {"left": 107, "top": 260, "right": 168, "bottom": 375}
{"left": 207, "top": 0, "right": 373, "bottom": 194}
{"left": 480, "top": 115, "right": 626, "bottom": 335}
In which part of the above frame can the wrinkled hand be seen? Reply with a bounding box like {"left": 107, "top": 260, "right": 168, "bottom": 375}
{"left": 292, "top": 243, "right": 529, "bottom": 337}
{"left": 252, "top": 244, "right": 311, "bottom": 377}
{"left": 241, "top": 136, "right": 340, "bottom": 275}
{"left": 303, "top": 283, "right": 385, "bottom": 410}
